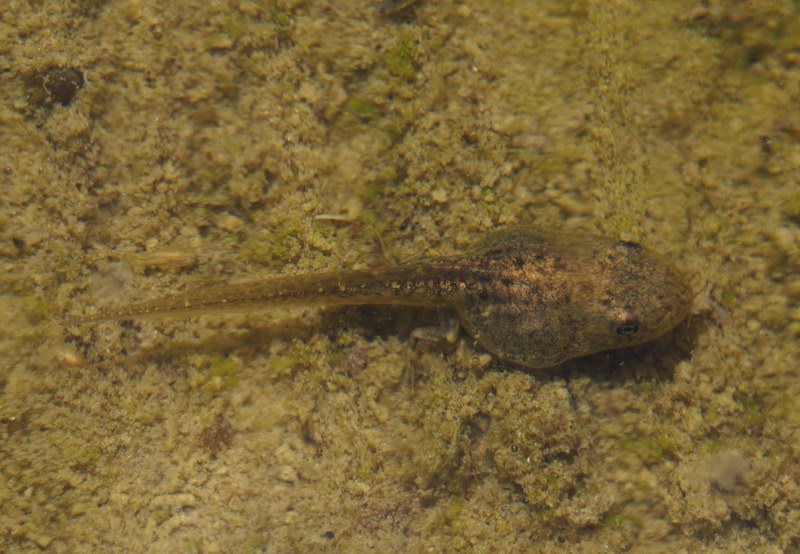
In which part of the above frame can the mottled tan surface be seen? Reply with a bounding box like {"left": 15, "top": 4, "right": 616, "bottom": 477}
{"left": 1, "top": 1, "right": 799, "bottom": 552}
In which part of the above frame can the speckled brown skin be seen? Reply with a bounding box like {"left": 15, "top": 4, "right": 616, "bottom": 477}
{"left": 454, "top": 227, "right": 691, "bottom": 367}
{"left": 85, "top": 226, "right": 691, "bottom": 368}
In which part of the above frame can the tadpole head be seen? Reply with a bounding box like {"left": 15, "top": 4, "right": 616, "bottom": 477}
{"left": 589, "top": 239, "right": 692, "bottom": 351}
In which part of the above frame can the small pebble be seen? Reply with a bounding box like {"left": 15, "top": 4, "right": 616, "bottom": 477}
{"left": 42, "top": 67, "right": 84, "bottom": 106}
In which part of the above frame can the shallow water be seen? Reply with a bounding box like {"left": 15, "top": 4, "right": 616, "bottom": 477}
{"left": 1, "top": 1, "right": 799, "bottom": 551}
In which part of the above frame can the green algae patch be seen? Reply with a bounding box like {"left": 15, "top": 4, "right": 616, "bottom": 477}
{"left": 20, "top": 295, "right": 51, "bottom": 324}
{"left": 74, "top": 444, "right": 101, "bottom": 471}
{"left": 266, "top": 354, "right": 305, "bottom": 379}
{"left": 264, "top": 0, "right": 292, "bottom": 29}
{"left": 241, "top": 226, "right": 302, "bottom": 268}
{"left": 445, "top": 495, "right": 465, "bottom": 523}
{"left": 619, "top": 436, "right": 673, "bottom": 465}
{"left": 209, "top": 356, "right": 240, "bottom": 389}
{"left": 734, "top": 391, "right": 766, "bottom": 432}
{"left": 781, "top": 189, "right": 800, "bottom": 223}
{"left": 345, "top": 97, "right": 379, "bottom": 120}
{"left": 384, "top": 32, "right": 417, "bottom": 80}
{"left": 602, "top": 513, "right": 630, "bottom": 529}
{"left": 186, "top": 354, "right": 241, "bottom": 394}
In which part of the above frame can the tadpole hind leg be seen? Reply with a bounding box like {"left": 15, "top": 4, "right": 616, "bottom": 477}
{"left": 403, "top": 313, "right": 460, "bottom": 389}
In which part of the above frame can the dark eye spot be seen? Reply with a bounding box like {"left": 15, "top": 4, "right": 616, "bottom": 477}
{"left": 615, "top": 317, "right": 640, "bottom": 337}
{"left": 617, "top": 240, "right": 642, "bottom": 251}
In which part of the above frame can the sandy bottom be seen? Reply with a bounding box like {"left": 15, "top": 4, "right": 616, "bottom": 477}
{"left": 2, "top": 1, "right": 799, "bottom": 552}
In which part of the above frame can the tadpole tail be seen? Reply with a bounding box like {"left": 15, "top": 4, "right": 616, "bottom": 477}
{"left": 81, "top": 264, "right": 472, "bottom": 322}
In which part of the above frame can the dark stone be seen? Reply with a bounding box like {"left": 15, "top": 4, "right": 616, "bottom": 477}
{"left": 43, "top": 67, "right": 84, "bottom": 106}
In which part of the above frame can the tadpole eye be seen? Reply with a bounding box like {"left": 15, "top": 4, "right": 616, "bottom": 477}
{"left": 615, "top": 317, "right": 640, "bottom": 337}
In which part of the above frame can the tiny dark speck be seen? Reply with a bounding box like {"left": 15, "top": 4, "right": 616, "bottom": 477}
{"left": 379, "top": 0, "right": 419, "bottom": 15}
{"left": 43, "top": 67, "right": 84, "bottom": 106}
{"left": 760, "top": 135, "right": 772, "bottom": 155}
{"left": 323, "top": 530, "right": 335, "bottom": 540}
{"left": 617, "top": 240, "right": 642, "bottom": 251}
{"left": 199, "top": 413, "right": 234, "bottom": 457}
